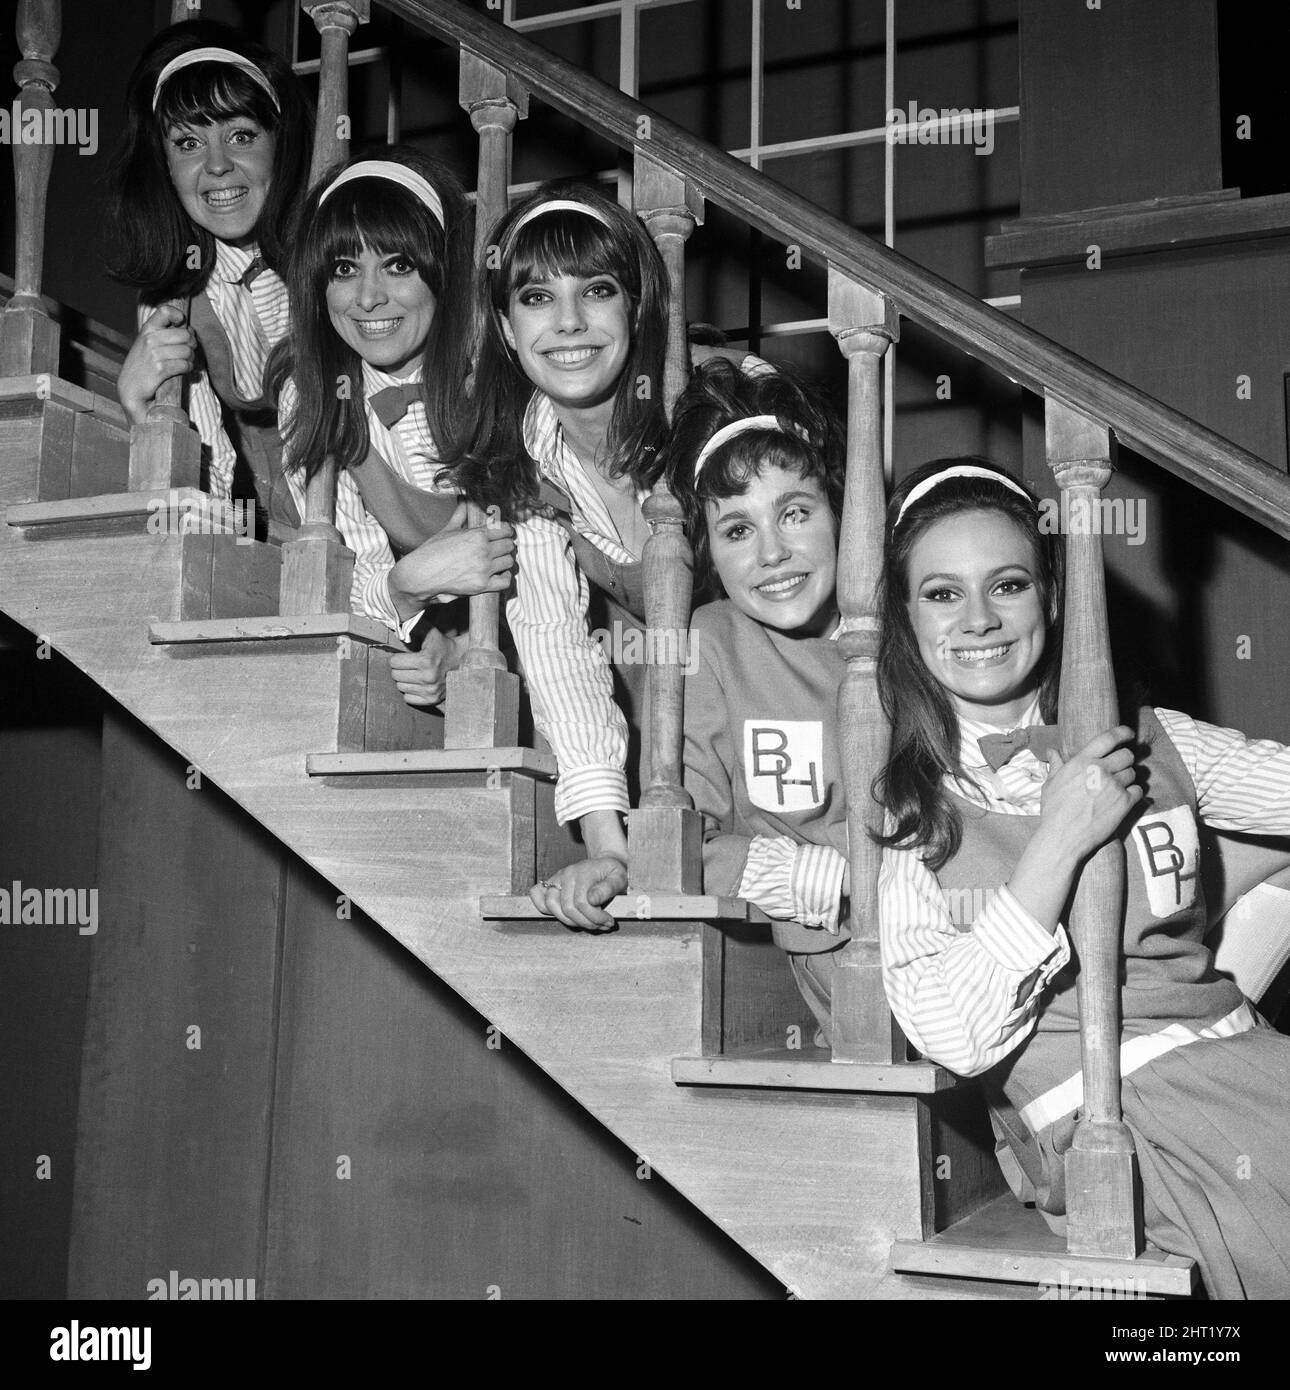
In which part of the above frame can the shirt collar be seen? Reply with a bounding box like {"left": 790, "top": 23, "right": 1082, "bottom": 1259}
{"left": 958, "top": 694, "right": 1044, "bottom": 768}
{"left": 212, "top": 239, "right": 260, "bottom": 285}
{"left": 361, "top": 359, "right": 424, "bottom": 397}
{"left": 522, "top": 391, "right": 566, "bottom": 481}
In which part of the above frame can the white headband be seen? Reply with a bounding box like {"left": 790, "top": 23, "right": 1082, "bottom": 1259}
{"left": 318, "top": 161, "right": 445, "bottom": 228}
{"left": 694, "top": 415, "right": 810, "bottom": 481}
{"left": 153, "top": 47, "right": 280, "bottom": 113}
{"left": 508, "top": 198, "right": 613, "bottom": 240}
{"left": 895, "top": 465, "right": 1033, "bottom": 526}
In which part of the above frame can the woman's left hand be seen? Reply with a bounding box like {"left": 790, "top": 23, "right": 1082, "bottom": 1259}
{"left": 388, "top": 629, "right": 467, "bottom": 708}
{"left": 529, "top": 856, "right": 629, "bottom": 932}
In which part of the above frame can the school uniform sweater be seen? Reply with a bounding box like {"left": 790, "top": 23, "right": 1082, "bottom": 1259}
{"left": 683, "top": 599, "right": 850, "bottom": 952}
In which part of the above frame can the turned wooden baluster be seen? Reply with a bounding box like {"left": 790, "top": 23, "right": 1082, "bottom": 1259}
{"left": 626, "top": 153, "right": 705, "bottom": 892}
{"left": 280, "top": 0, "right": 368, "bottom": 615}
{"left": 443, "top": 49, "right": 529, "bottom": 749}
{"left": 0, "top": 0, "right": 61, "bottom": 377}
{"left": 828, "top": 268, "right": 902, "bottom": 1064}
{"left": 1047, "top": 396, "right": 1143, "bottom": 1259}
{"left": 128, "top": 297, "right": 201, "bottom": 492}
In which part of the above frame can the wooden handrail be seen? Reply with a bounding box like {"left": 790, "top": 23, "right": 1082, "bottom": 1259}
{"left": 380, "top": 0, "right": 1290, "bottom": 541}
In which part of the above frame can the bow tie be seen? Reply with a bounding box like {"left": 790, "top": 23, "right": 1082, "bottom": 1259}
{"left": 977, "top": 724, "right": 1064, "bottom": 771}
{"left": 239, "top": 254, "right": 267, "bottom": 290}
{"left": 368, "top": 383, "right": 422, "bottom": 429}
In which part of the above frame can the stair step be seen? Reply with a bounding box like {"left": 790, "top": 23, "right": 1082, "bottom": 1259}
{"left": 307, "top": 746, "right": 557, "bottom": 778}
{"left": 0, "top": 372, "right": 124, "bottom": 422}
{"left": 481, "top": 893, "right": 772, "bottom": 922}
{"left": 889, "top": 1193, "right": 1198, "bottom": 1296}
{"left": 149, "top": 612, "right": 396, "bottom": 647}
{"left": 8, "top": 488, "right": 246, "bottom": 539}
{"left": 672, "top": 1047, "right": 957, "bottom": 1094}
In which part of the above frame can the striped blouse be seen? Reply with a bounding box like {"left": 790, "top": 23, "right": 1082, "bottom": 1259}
{"left": 281, "top": 360, "right": 454, "bottom": 639}
{"left": 156, "top": 239, "right": 290, "bottom": 502}
{"left": 506, "top": 391, "right": 646, "bottom": 825}
{"left": 879, "top": 701, "right": 1290, "bottom": 1077}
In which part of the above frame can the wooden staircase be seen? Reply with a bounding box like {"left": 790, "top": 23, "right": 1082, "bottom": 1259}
{"left": 5, "top": 0, "right": 1288, "bottom": 1301}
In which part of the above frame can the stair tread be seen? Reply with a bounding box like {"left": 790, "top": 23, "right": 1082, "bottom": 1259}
{"left": 307, "top": 747, "right": 558, "bottom": 778}
{"left": 8, "top": 488, "right": 243, "bottom": 532}
{"left": 0, "top": 373, "right": 127, "bottom": 425}
{"left": 890, "top": 1193, "right": 1197, "bottom": 1294}
{"left": 149, "top": 613, "right": 397, "bottom": 648}
{"left": 481, "top": 893, "right": 772, "bottom": 923}
{"left": 672, "top": 1048, "right": 958, "bottom": 1094}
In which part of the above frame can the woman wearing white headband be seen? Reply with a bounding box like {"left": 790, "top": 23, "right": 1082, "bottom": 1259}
{"left": 106, "top": 19, "right": 312, "bottom": 530}
{"left": 664, "top": 359, "right": 853, "bottom": 1039}
{"left": 874, "top": 458, "right": 1290, "bottom": 1299}
{"left": 270, "top": 148, "right": 514, "bottom": 708}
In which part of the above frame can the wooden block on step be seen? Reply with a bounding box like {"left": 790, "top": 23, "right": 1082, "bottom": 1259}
{"left": 69, "top": 408, "right": 130, "bottom": 496}
{"left": 360, "top": 646, "right": 445, "bottom": 753}
{"left": 828, "top": 945, "right": 906, "bottom": 1065}
{"left": 178, "top": 532, "right": 215, "bottom": 621}
{"left": 0, "top": 304, "right": 59, "bottom": 377}
{"left": 128, "top": 419, "right": 202, "bottom": 492}
{"left": 279, "top": 534, "right": 355, "bottom": 616}
{"left": 1065, "top": 1142, "right": 1144, "bottom": 1260}
{"left": 209, "top": 535, "right": 283, "bottom": 619}
{"left": 443, "top": 665, "right": 521, "bottom": 749}
{"left": 626, "top": 805, "right": 703, "bottom": 893}
{"left": 0, "top": 394, "right": 74, "bottom": 506}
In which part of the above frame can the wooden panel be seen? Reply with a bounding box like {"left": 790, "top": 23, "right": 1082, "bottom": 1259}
{"left": 705, "top": 920, "right": 823, "bottom": 1054}
{"left": 361, "top": 645, "right": 445, "bottom": 753}
{"left": 1019, "top": 0, "right": 1222, "bottom": 218}
{"left": 209, "top": 536, "right": 282, "bottom": 620}
{"left": 68, "top": 408, "right": 130, "bottom": 497}
{"left": 262, "top": 864, "right": 780, "bottom": 1300}
{"left": 533, "top": 776, "right": 584, "bottom": 884}
{"left": 67, "top": 709, "right": 285, "bottom": 1298}
{"left": 926, "top": 1087, "right": 1011, "bottom": 1233}
{"left": 0, "top": 642, "right": 102, "bottom": 1298}
{"left": 0, "top": 396, "right": 72, "bottom": 507}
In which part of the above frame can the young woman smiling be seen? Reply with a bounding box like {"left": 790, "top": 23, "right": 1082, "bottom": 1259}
{"left": 107, "top": 19, "right": 312, "bottom": 528}
{"left": 270, "top": 149, "right": 514, "bottom": 696}
{"left": 874, "top": 458, "right": 1290, "bottom": 1299}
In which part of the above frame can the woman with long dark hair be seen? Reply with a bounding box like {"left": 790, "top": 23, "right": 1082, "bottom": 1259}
{"left": 271, "top": 147, "right": 514, "bottom": 694}
{"left": 106, "top": 18, "right": 312, "bottom": 526}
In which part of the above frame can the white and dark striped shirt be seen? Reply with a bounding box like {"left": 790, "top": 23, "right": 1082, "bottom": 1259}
{"left": 281, "top": 361, "right": 453, "bottom": 638}
{"left": 880, "top": 702, "right": 1290, "bottom": 1077}
{"left": 141, "top": 240, "right": 289, "bottom": 502}
{"left": 506, "top": 392, "right": 648, "bottom": 825}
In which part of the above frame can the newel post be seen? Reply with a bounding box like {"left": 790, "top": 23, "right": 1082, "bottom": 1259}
{"left": 443, "top": 49, "right": 529, "bottom": 750}
{"left": 626, "top": 153, "right": 704, "bottom": 892}
{"left": 280, "top": 1, "right": 369, "bottom": 614}
{"left": 828, "top": 267, "right": 902, "bottom": 1064}
{"left": 0, "top": 0, "right": 61, "bottom": 377}
{"left": 1046, "top": 396, "right": 1143, "bottom": 1259}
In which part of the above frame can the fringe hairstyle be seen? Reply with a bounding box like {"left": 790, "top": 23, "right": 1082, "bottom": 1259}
{"left": 872, "top": 459, "right": 1064, "bottom": 870}
{"left": 444, "top": 180, "right": 670, "bottom": 519}
{"left": 105, "top": 18, "right": 313, "bottom": 302}
{"left": 267, "top": 146, "right": 471, "bottom": 484}
{"left": 662, "top": 358, "right": 846, "bottom": 603}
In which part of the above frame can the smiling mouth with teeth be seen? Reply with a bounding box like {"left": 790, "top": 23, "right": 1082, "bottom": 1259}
{"left": 951, "top": 642, "right": 1013, "bottom": 664}
{"left": 756, "top": 574, "right": 807, "bottom": 597}
{"left": 203, "top": 188, "right": 247, "bottom": 207}
{"left": 354, "top": 319, "right": 403, "bottom": 336}
{"left": 543, "top": 347, "right": 601, "bottom": 365}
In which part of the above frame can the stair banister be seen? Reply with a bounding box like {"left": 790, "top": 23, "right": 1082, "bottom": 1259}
{"left": 1046, "top": 397, "right": 1144, "bottom": 1260}
{"left": 0, "top": 0, "right": 61, "bottom": 378}
{"left": 828, "top": 268, "right": 902, "bottom": 1065}
{"left": 626, "top": 153, "right": 703, "bottom": 894}
{"left": 379, "top": 0, "right": 1290, "bottom": 542}
{"left": 280, "top": 0, "right": 369, "bottom": 615}
{"left": 443, "top": 48, "right": 527, "bottom": 751}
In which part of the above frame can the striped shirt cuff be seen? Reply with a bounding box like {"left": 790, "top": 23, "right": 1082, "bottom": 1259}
{"left": 973, "top": 884, "right": 1071, "bottom": 976}
{"left": 736, "top": 837, "right": 847, "bottom": 931}
{"left": 553, "top": 766, "right": 631, "bottom": 825}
